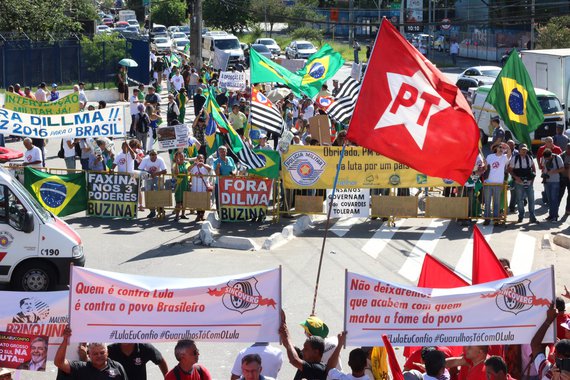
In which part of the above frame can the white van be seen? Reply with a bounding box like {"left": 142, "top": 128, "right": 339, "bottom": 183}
{"left": 202, "top": 31, "right": 244, "bottom": 67}
{"left": 118, "top": 10, "right": 136, "bottom": 22}
{"left": 471, "top": 85, "right": 565, "bottom": 146}
{"left": 0, "top": 167, "right": 84, "bottom": 291}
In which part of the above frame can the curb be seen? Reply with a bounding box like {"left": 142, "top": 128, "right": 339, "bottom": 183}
{"left": 552, "top": 233, "right": 570, "bottom": 250}
{"left": 195, "top": 213, "right": 259, "bottom": 251}
{"left": 262, "top": 214, "right": 326, "bottom": 250}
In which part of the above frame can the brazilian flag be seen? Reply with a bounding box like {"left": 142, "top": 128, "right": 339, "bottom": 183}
{"left": 295, "top": 44, "right": 344, "bottom": 98}
{"left": 24, "top": 167, "right": 87, "bottom": 216}
{"left": 247, "top": 149, "right": 281, "bottom": 179}
{"left": 205, "top": 89, "right": 244, "bottom": 153}
{"left": 487, "top": 50, "right": 544, "bottom": 147}
{"left": 250, "top": 48, "right": 303, "bottom": 97}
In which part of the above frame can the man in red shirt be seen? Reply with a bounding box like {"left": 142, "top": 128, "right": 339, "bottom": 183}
{"left": 458, "top": 346, "right": 489, "bottom": 380}
{"left": 164, "top": 340, "right": 212, "bottom": 380}
{"left": 485, "top": 356, "right": 515, "bottom": 380}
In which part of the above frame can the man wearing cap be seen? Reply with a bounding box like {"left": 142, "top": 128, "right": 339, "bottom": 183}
{"left": 489, "top": 116, "right": 505, "bottom": 152}
{"left": 300, "top": 316, "right": 342, "bottom": 370}
{"left": 508, "top": 144, "right": 538, "bottom": 223}
{"left": 50, "top": 84, "right": 60, "bottom": 101}
{"left": 35, "top": 82, "right": 48, "bottom": 102}
{"left": 256, "top": 134, "right": 273, "bottom": 151}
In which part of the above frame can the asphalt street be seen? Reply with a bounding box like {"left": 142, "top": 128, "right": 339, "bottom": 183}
{"left": 8, "top": 62, "right": 570, "bottom": 379}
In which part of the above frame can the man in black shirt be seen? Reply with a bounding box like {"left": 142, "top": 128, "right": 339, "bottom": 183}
{"left": 144, "top": 86, "right": 161, "bottom": 110}
{"left": 107, "top": 343, "right": 168, "bottom": 380}
{"left": 193, "top": 88, "right": 207, "bottom": 116}
{"left": 54, "top": 326, "right": 128, "bottom": 379}
{"left": 279, "top": 310, "right": 327, "bottom": 380}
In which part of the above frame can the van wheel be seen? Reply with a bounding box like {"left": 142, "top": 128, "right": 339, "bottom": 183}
{"left": 480, "top": 130, "right": 489, "bottom": 145}
{"left": 11, "top": 261, "right": 56, "bottom": 291}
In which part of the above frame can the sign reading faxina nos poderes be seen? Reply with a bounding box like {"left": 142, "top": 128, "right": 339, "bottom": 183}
{"left": 0, "top": 107, "right": 124, "bottom": 139}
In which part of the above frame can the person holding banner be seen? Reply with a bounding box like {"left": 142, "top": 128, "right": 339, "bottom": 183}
{"left": 55, "top": 327, "right": 128, "bottom": 379}
{"left": 531, "top": 306, "right": 570, "bottom": 380}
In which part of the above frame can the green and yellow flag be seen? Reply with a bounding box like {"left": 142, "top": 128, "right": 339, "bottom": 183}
{"left": 250, "top": 48, "right": 303, "bottom": 97}
{"left": 295, "top": 44, "right": 344, "bottom": 98}
{"left": 247, "top": 149, "right": 280, "bottom": 179}
{"left": 205, "top": 90, "right": 243, "bottom": 154}
{"left": 24, "top": 167, "right": 87, "bottom": 216}
{"left": 486, "top": 50, "right": 544, "bottom": 147}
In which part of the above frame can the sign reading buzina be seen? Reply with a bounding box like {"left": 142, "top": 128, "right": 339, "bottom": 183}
{"left": 326, "top": 188, "right": 370, "bottom": 217}
{"left": 87, "top": 173, "right": 139, "bottom": 219}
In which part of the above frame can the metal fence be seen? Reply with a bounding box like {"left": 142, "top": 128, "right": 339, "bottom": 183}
{"left": 0, "top": 35, "right": 149, "bottom": 89}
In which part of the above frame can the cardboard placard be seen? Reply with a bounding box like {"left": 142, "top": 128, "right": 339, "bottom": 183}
{"left": 183, "top": 191, "right": 212, "bottom": 210}
{"left": 144, "top": 190, "right": 173, "bottom": 209}
{"left": 295, "top": 195, "right": 324, "bottom": 213}
{"left": 371, "top": 195, "right": 418, "bottom": 217}
{"left": 308, "top": 115, "right": 332, "bottom": 146}
{"left": 426, "top": 197, "right": 469, "bottom": 218}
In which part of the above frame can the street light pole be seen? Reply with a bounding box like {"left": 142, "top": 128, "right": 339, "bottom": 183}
{"left": 190, "top": 0, "right": 203, "bottom": 67}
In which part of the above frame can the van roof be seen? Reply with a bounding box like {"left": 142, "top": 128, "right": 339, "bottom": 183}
{"left": 477, "top": 84, "right": 558, "bottom": 97}
{"left": 205, "top": 31, "right": 228, "bottom": 36}
{"left": 522, "top": 49, "right": 570, "bottom": 57}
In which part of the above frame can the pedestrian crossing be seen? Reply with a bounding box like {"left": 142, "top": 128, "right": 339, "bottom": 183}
{"left": 316, "top": 216, "right": 543, "bottom": 286}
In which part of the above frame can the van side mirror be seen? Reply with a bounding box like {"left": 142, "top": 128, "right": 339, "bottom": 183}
{"left": 22, "top": 211, "right": 34, "bottom": 233}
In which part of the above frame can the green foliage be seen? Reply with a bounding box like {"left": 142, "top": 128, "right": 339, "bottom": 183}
{"left": 126, "top": 0, "right": 145, "bottom": 21}
{"left": 249, "top": 0, "right": 289, "bottom": 36}
{"left": 81, "top": 33, "right": 129, "bottom": 79}
{"left": 286, "top": 0, "right": 324, "bottom": 30}
{"left": 0, "top": 0, "right": 94, "bottom": 39}
{"left": 291, "top": 27, "right": 324, "bottom": 44}
{"left": 151, "top": 0, "right": 187, "bottom": 26}
{"left": 203, "top": 0, "right": 252, "bottom": 33}
{"left": 536, "top": 16, "right": 570, "bottom": 49}
{"left": 248, "top": 24, "right": 264, "bottom": 42}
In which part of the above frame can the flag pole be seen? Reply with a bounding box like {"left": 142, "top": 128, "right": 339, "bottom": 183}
{"left": 310, "top": 136, "right": 349, "bottom": 315}
{"left": 310, "top": 18, "right": 386, "bottom": 316}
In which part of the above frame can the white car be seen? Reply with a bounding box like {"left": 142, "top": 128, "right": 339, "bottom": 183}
{"left": 171, "top": 32, "right": 187, "bottom": 43}
{"left": 167, "top": 26, "right": 179, "bottom": 35}
{"left": 458, "top": 66, "right": 502, "bottom": 86}
{"left": 172, "top": 38, "right": 190, "bottom": 52}
{"left": 152, "top": 37, "right": 172, "bottom": 55}
{"left": 255, "top": 38, "right": 280, "bottom": 56}
{"left": 285, "top": 40, "right": 317, "bottom": 59}
{"left": 96, "top": 25, "right": 112, "bottom": 34}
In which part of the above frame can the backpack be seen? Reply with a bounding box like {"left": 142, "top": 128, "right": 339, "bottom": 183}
{"left": 136, "top": 113, "right": 150, "bottom": 134}
{"left": 173, "top": 365, "right": 204, "bottom": 380}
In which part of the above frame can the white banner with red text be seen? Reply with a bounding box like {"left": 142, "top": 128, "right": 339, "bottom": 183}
{"left": 345, "top": 268, "right": 554, "bottom": 346}
{"left": 0, "top": 291, "right": 78, "bottom": 361}
{"left": 0, "top": 107, "right": 124, "bottom": 139}
{"left": 69, "top": 266, "right": 281, "bottom": 342}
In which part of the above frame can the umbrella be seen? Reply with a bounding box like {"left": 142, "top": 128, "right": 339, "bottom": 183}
{"left": 266, "top": 87, "right": 292, "bottom": 102}
{"left": 118, "top": 58, "right": 138, "bottom": 67}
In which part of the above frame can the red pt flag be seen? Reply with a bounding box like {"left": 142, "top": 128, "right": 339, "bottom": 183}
{"left": 472, "top": 225, "right": 509, "bottom": 284}
{"left": 417, "top": 253, "right": 470, "bottom": 288}
{"left": 347, "top": 19, "right": 479, "bottom": 184}
{"left": 382, "top": 334, "right": 404, "bottom": 380}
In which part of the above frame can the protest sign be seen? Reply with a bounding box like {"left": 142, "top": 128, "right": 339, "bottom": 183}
{"left": 87, "top": 173, "right": 139, "bottom": 219}
{"left": 69, "top": 266, "right": 281, "bottom": 343}
{"left": 0, "top": 107, "right": 124, "bottom": 139}
{"left": 344, "top": 268, "right": 554, "bottom": 347}
{"left": 213, "top": 48, "right": 230, "bottom": 70}
{"left": 0, "top": 291, "right": 71, "bottom": 361}
{"left": 4, "top": 92, "right": 80, "bottom": 115}
{"left": 219, "top": 177, "right": 273, "bottom": 222}
{"left": 326, "top": 189, "right": 370, "bottom": 218}
{"left": 0, "top": 331, "right": 49, "bottom": 371}
{"left": 282, "top": 146, "right": 459, "bottom": 189}
{"left": 219, "top": 71, "right": 246, "bottom": 90}
{"left": 157, "top": 124, "right": 189, "bottom": 149}
{"left": 308, "top": 115, "right": 332, "bottom": 146}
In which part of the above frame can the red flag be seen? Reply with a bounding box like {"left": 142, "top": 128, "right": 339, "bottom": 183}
{"left": 382, "top": 334, "right": 404, "bottom": 380}
{"left": 472, "top": 225, "right": 509, "bottom": 284}
{"left": 417, "top": 253, "right": 470, "bottom": 288}
{"left": 347, "top": 19, "right": 479, "bottom": 184}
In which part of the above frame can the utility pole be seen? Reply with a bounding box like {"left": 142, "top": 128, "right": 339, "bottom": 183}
{"left": 264, "top": 2, "right": 268, "bottom": 37}
{"left": 349, "top": 0, "right": 354, "bottom": 44}
{"left": 189, "top": 0, "right": 202, "bottom": 67}
{"left": 530, "top": 0, "right": 535, "bottom": 49}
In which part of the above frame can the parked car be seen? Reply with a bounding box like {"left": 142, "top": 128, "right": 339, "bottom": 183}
{"left": 152, "top": 37, "right": 172, "bottom": 55}
{"left": 172, "top": 38, "right": 190, "bottom": 52}
{"left": 96, "top": 25, "right": 112, "bottom": 34}
{"left": 455, "top": 77, "right": 480, "bottom": 104}
{"left": 178, "top": 25, "right": 190, "bottom": 37}
{"left": 171, "top": 32, "right": 187, "bottom": 43}
{"left": 285, "top": 40, "right": 317, "bottom": 59}
{"left": 150, "top": 24, "right": 168, "bottom": 39}
{"left": 167, "top": 26, "right": 179, "bottom": 35}
{"left": 255, "top": 38, "right": 281, "bottom": 56}
{"left": 458, "top": 66, "right": 501, "bottom": 86}
{"left": 250, "top": 43, "right": 272, "bottom": 59}
{"left": 102, "top": 18, "right": 114, "bottom": 27}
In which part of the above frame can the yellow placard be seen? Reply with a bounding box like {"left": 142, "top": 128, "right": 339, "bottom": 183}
{"left": 282, "top": 146, "right": 458, "bottom": 189}
{"left": 4, "top": 93, "right": 80, "bottom": 115}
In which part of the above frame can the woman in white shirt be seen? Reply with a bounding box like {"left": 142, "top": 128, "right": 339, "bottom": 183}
{"left": 189, "top": 154, "right": 212, "bottom": 222}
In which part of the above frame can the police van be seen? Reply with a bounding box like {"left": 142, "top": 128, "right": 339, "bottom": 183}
{"left": 0, "top": 167, "right": 84, "bottom": 291}
{"left": 471, "top": 85, "right": 566, "bottom": 147}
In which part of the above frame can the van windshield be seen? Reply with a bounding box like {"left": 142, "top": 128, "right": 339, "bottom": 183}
{"left": 10, "top": 176, "right": 50, "bottom": 223}
{"left": 214, "top": 38, "right": 240, "bottom": 50}
{"left": 538, "top": 96, "right": 563, "bottom": 114}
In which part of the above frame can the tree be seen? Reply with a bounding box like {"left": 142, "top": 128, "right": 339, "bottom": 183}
{"left": 203, "top": 0, "right": 252, "bottom": 33}
{"left": 81, "top": 33, "right": 129, "bottom": 84}
{"left": 249, "top": 0, "right": 289, "bottom": 37}
{"left": 536, "top": 16, "right": 570, "bottom": 49}
{"left": 0, "top": 0, "right": 92, "bottom": 40}
{"left": 126, "top": 0, "right": 145, "bottom": 22}
{"left": 286, "top": 0, "right": 324, "bottom": 30}
{"left": 151, "top": 0, "right": 187, "bottom": 26}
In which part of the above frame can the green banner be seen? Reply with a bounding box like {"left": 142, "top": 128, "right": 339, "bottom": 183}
{"left": 4, "top": 93, "right": 80, "bottom": 115}
{"left": 24, "top": 167, "right": 87, "bottom": 216}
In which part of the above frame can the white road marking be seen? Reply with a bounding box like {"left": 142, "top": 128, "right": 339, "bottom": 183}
{"left": 330, "top": 217, "right": 368, "bottom": 237}
{"left": 454, "top": 222, "right": 494, "bottom": 280}
{"left": 362, "top": 219, "right": 405, "bottom": 259}
{"left": 510, "top": 232, "right": 536, "bottom": 275}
